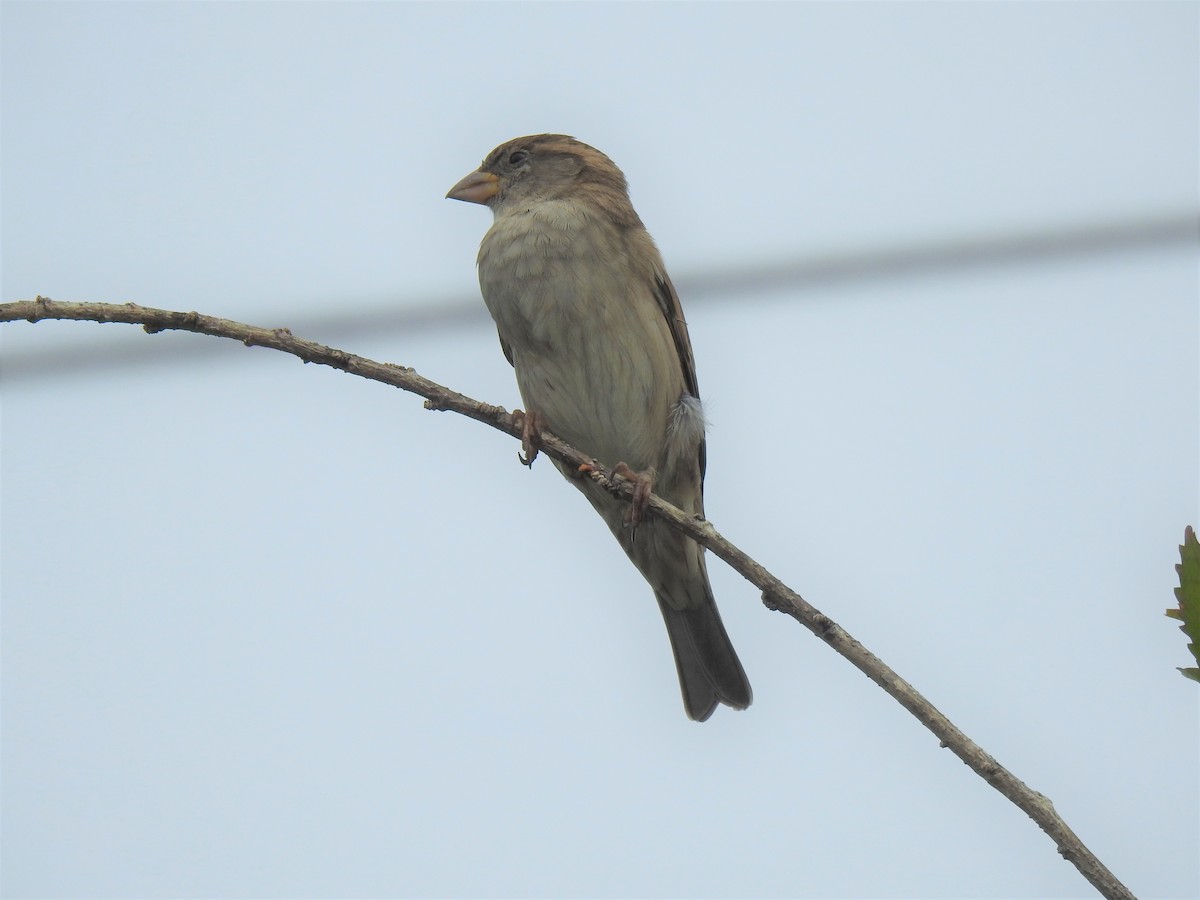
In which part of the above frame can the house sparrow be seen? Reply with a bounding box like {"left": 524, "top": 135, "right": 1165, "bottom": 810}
{"left": 447, "top": 134, "right": 751, "bottom": 721}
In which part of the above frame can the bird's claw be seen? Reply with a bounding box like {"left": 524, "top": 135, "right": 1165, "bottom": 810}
{"left": 514, "top": 409, "right": 543, "bottom": 467}
{"left": 613, "top": 461, "right": 653, "bottom": 527}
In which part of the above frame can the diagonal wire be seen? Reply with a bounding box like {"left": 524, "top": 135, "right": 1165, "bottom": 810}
{"left": 3, "top": 211, "right": 1196, "bottom": 382}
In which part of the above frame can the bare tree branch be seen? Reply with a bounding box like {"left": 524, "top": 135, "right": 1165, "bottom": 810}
{"left": 0, "top": 296, "right": 1135, "bottom": 900}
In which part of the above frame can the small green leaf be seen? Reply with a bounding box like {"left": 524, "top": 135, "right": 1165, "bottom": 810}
{"left": 1168, "top": 526, "right": 1200, "bottom": 682}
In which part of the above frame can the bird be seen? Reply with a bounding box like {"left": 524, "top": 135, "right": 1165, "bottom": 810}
{"left": 446, "top": 134, "right": 751, "bottom": 721}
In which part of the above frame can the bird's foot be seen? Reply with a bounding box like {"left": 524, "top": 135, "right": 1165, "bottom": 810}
{"left": 613, "top": 461, "right": 653, "bottom": 527}
{"left": 513, "top": 409, "right": 543, "bottom": 467}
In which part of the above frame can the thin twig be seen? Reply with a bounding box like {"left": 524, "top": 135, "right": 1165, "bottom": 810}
{"left": 0, "top": 297, "right": 1135, "bottom": 900}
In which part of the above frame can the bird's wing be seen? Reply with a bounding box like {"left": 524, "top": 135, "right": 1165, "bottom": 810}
{"left": 653, "top": 271, "right": 707, "bottom": 482}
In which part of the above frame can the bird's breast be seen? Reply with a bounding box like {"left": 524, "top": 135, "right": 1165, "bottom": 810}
{"left": 475, "top": 202, "right": 685, "bottom": 473}
{"left": 477, "top": 202, "right": 617, "bottom": 344}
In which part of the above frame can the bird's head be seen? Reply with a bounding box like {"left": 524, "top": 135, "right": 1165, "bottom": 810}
{"left": 446, "top": 134, "right": 636, "bottom": 223}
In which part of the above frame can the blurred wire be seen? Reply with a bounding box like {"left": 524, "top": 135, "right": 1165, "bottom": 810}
{"left": 3, "top": 211, "right": 1196, "bottom": 382}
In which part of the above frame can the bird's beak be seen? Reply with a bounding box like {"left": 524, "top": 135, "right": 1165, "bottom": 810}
{"left": 446, "top": 169, "right": 500, "bottom": 205}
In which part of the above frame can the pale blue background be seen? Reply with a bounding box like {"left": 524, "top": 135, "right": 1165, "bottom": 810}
{"left": 2, "top": 3, "right": 1197, "bottom": 898}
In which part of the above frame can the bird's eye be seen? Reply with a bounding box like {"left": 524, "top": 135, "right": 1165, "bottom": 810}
{"left": 508, "top": 150, "right": 529, "bottom": 166}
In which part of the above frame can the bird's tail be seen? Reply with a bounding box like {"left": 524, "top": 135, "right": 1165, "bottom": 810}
{"left": 569, "top": 472, "right": 752, "bottom": 719}
{"left": 656, "top": 583, "right": 752, "bottom": 722}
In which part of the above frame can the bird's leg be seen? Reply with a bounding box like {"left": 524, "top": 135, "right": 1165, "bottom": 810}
{"left": 513, "top": 408, "right": 544, "bottom": 467}
{"left": 613, "top": 462, "right": 654, "bottom": 527}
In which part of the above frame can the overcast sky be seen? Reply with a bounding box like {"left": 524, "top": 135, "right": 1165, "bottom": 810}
{"left": 2, "top": 3, "right": 1197, "bottom": 898}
